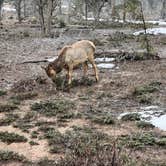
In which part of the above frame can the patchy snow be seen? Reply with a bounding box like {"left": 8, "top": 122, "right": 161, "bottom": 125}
{"left": 118, "top": 106, "right": 166, "bottom": 131}
{"left": 46, "top": 56, "right": 58, "bottom": 62}
{"left": 82, "top": 17, "right": 166, "bottom": 26}
{"left": 147, "top": 21, "right": 166, "bottom": 26}
{"left": 115, "top": 19, "right": 166, "bottom": 26}
{"left": 2, "top": 5, "right": 16, "bottom": 12}
{"left": 133, "top": 27, "right": 166, "bottom": 35}
{"left": 150, "top": 115, "right": 166, "bottom": 131}
{"left": 95, "top": 57, "right": 115, "bottom": 63}
{"left": 97, "top": 63, "right": 115, "bottom": 69}
{"left": 82, "top": 16, "right": 105, "bottom": 21}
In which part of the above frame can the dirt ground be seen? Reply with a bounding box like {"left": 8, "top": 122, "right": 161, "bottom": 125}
{"left": 0, "top": 24, "right": 166, "bottom": 165}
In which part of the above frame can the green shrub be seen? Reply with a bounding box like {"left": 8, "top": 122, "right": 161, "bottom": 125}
{"left": 31, "top": 100, "right": 75, "bottom": 117}
{"left": 0, "top": 131, "right": 27, "bottom": 144}
{"left": 0, "top": 151, "right": 26, "bottom": 162}
{"left": 121, "top": 113, "right": 141, "bottom": 121}
{"left": 136, "top": 121, "right": 155, "bottom": 129}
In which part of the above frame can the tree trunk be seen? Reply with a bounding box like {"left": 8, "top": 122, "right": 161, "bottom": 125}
{"left": 161, "top": 0, "right": 166, "bottom": 20}
{"left": 18, "top": 5, "right": 21, "bottom": 23}
{"left": 45, "top": 0, "right": 53, "bottom": 37}
{"left": 123, "top": 0, "right": 127, "bottom": 22}
{"left": 0, "top": 5, "right": 2, "bottom": 21}
{"left": 140, "top": 2, "right": 152, "bottom": 55}
{"left": 111, "top": 0, "right": 116, "bottom": 21}
{"left": 37, "top": 0, "right": 45, "bottom": 36}
{"left": 85, "top": 1, "right": 88, "bottom": 25}
{"left": 0, "top": 0, "right": 4, "bottom": 21}
{"left": 15, "top": 0, "right": 22, "bottom": 23}
{"left": 23, "top": 0, "right": 26, "bottom": 18}
{"left": 59, "top": 0, "right": 62, "bottom": 15}
{"left": 38, "top": 6, "right": 46, "bottom": 36}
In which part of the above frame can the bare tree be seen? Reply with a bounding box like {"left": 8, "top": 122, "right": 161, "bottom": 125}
{"left": 35, "top": 0, "right": 59, "bottom": 37}
{"left": 0, "top": 0, "right": 4, "bottom": 21}
{"left": 140, "top": 1, "right": 152, "bottom": 55}
{"left": 123, "top": 0, "right": 127, "bottom": 22}
{"left": 84, "top": 0, "right": 88, "bottom": 24}
{"left": 123, "top": 0, "right": 141, "bottom": 22}
{"left": 14, "top": 0, "right": 23, "bottom": 23}
{"left": 23, "top": 0, "right": 26, "bottom": 18}
{"left": 85, "top": 0, "right": 106, "bottom": 26}
{"left": 107, "top": 0, "right": 116, "bottom": 21}
{"left": 161, "top": 0, "right": 166, "bottom": 20}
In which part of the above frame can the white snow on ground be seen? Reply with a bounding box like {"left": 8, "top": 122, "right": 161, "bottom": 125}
{"left": 133, "top": 27, "right": 166, "bottom": 35}
{"left": 126, "top": 20, "right": 166, "bottom": 26}
{"left": 2, "top": 6, "right": 16, "bottom": 12}
{"left": 147, "top": 21, "right": 166, "bottom": 26}
{"left": 114, "top": 19, "right": 166, "bottom": 26}
{"left": 46, "top": 56, "right": 58, "bottom": 62}
{"left": 95, "top": 57, "right": 115, "bottom": 63}
{"left": 118, "top": 106, "right": 166, "bottom": 131}
{"left": 97, "top": 63, "right": 115, "bottom": 69}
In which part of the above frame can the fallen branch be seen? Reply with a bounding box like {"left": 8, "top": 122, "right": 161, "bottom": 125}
{"left": 19, "top": 59, "right": 48, "bottom": 64}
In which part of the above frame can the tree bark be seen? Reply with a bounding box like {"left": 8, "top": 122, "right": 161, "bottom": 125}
{"left": 161, "top": 0, "right": 166, "bottom": 20}
{"left": 37, "top": 0, "right": 46, "bottom": 36}
{"left": 14, "top": 0, "right": 22, "bottom": 23}
{"left": 111, "top": 0, "right": 116, "bottom": 21}
{"left": 85, "top": 0, "right": 88, "bottom": 25}
{"left": 0, "top": 5, "right": 2, "bottom": 21}
{"left": 23, "top": 0, "right": 26, "bottom": 18}
{"left": 46, "top": 0, "right": 53, "bottom": 36}
{"left": 123, "top": 0, "right": 127, "bottom": 22}
{"left": 0, "top": 0, "right": 4, "bottom": 21}
{"left": 36, "top": 0, "right": 58, "bottom": 37}
{"left": 18, "top": 4, "right": 21, "bottom": 23}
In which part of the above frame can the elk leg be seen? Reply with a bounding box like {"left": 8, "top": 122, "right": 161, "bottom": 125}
{"left": 88, "top": 58, "right": 99, "bottom": 82}
{"left": 67, "top": 66, "right": 73, "bottom": 86}
{"left": 83, "top": 61, "right": 88, "bottom": 77}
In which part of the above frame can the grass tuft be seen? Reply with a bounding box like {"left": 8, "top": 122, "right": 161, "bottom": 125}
{"left": 10, "top": 92, "right": 38, "bottom": 102}
{"left": 121, "top": 113, "right": 141, "bottom": 121}
{"left": 0, "top": 90, "right": 7, "bottom": 96}
{"left": 0, "top": 150, "right": 26, "bottom": 162}
{"left": 0, "top": 113, "right": 19, "bottom": 126}
{"left": 0, "top": 131, "right": 27, "bottom": 144}
{"left": 136, "top": 121, "right": 155, "bottom": 129}
{"left": 133, "top": 81, "right": 161, "bottom": 104}
{"left": 0, "top": 104, "right": 18, "bottom": 113}
{"left": 31, "top": 100, "right": 75, "bottom": 117}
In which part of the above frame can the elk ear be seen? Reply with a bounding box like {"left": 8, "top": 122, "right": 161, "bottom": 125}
{"left": 41, "top": 66, "right": 46, "bottom": 70}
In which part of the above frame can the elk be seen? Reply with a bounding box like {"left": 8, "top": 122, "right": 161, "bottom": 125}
{"left": 42, "top": 40, "right": 99, "bottom": 86}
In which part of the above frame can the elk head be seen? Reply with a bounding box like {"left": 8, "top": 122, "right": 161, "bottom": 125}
{"left": 41, "top": 64, "right": 57, "bottom": 81}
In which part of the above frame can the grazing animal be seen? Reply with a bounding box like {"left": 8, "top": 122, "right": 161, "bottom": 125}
{"left": 42, "top": 40, "right": 99, "bottom": 86}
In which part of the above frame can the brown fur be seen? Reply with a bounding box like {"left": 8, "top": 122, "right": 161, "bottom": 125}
{"left": 43, "top": 40, "right": 99, "bottom": 86}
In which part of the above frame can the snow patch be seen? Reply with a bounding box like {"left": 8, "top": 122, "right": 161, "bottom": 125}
{"left": 133, "top": 27, "right": 166, "bottom": 35}
{"left": 46, "top": 56, "right": 58, "bottom": 62}
{"left": 118, "top": 106, "right": 166, "bottom": 131}
{"left": 2, "top": 6, "right": 16, "bottom": 12}
{"left": 97, "top": 63, "right": 115, "bottom": 69}
{"left": 95, "top": 57, "right": 115, "bottom": 63}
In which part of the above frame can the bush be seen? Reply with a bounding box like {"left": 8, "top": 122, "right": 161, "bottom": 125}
{"left": 136, "top": 121, "right": 155, "bottom": 129}
{"left": 0, "top": 104, "right": 18, "bottom": 113}
{"left": 121, "top": 113, "right": 141, "bottom": 121}
{"left": 0, "top": 90, "right": 7, "bottom": 96}
{"left": 0, "top": 151, "right": 26, "bottom": 162}
{"left": 31, "top": 100, "right": 75, "bottom": 117}
{"left": 0, "top": 131, "right": 27, "bottom": 144}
